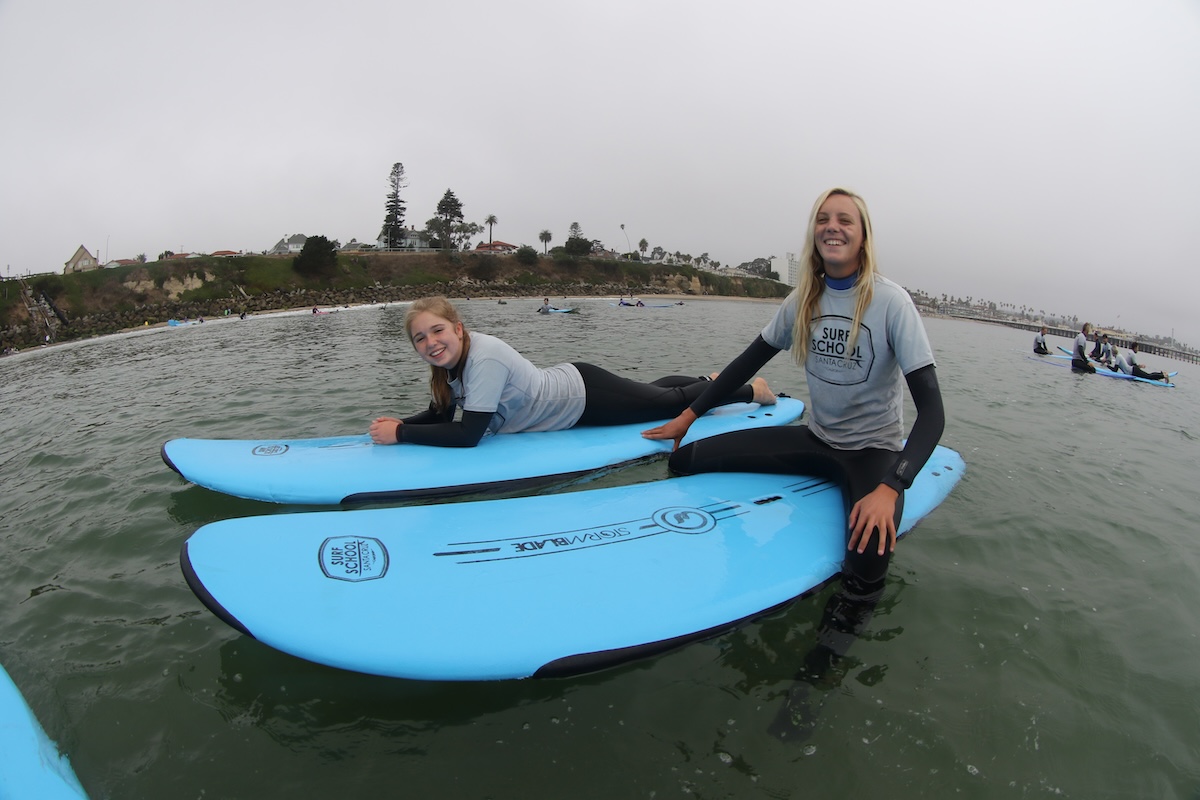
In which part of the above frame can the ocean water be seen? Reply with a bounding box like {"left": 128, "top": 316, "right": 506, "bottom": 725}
{"left": 1, "top": 297, "right": 1198, "bottom": 799}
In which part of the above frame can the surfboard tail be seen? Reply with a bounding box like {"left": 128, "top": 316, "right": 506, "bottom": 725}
{"left": 179, "top": 541, "right": 254, "bottom": 639}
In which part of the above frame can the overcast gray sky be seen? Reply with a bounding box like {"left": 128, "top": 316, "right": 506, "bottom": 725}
{"left": 2, "top": 0, "right": 1198, "bottom": 344}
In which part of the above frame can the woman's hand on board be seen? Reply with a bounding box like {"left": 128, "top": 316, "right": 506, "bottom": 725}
{"left": 369, "top": 417, "right": 402, "bottom": 445}
{"left": 848, "top": 484, "right": 900, "bottom": 556}
{"left": 641, "top": 408, "right": 698, "bottom": 452}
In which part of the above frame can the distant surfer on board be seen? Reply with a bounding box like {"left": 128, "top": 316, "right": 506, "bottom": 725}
{"left": 1093, "top": 334, "right": 1114, "bottom": 368}
{"left": 643, "top": 188, "right": 945, "bottom": 739}
{"left": 1127, "top": 342, "right": 1172, "bottom": 383}
{"left": 1110, "top": 346, "right": 1130, "bottom": 374}
{"left": 368, "top": 296, "right": 776, "bottom": 447}
{"left": 1072, "top": 323, "right": 1097, "bottom": 373}
{"left": 1033, "top": 325, "right": 1050, "bottom": 355}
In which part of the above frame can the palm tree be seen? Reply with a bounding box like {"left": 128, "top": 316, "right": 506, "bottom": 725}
{"left": 538, "top": 229, "right": 552, "bottom": 254}
{"left": 638, "top": 238, "right": 648, "bottom": 260}
{"left": 484, "top": 214, "right": 498, "bottom": 244}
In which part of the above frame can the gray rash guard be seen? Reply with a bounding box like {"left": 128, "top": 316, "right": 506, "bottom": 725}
{"left": 448, "top": 332, "right": 586, "bottom": 434}
{"left": 761, "top": 277, "right": 935, "bottom": 451}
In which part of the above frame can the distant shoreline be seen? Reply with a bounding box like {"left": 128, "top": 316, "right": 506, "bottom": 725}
{"left": 10, "top": 293, "right": 1196, "bottom": 366}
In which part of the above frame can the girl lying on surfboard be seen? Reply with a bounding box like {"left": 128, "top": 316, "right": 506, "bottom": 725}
{"left": 642, "top": 188, "right": 946, "bottom": 737}
{"left": 367, "top": 296, "right": 776, "bottom": 447}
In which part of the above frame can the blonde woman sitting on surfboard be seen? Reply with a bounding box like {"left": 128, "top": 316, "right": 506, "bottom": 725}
{"left": 642, "top": 188, "right": 945, "bottom": 739}
{"left": 368, "top": 296, "right": 776, "bottom": 448}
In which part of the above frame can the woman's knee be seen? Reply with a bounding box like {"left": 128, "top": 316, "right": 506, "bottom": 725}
{"left": 842, "top": 547, "right": 891, "bottom": 589}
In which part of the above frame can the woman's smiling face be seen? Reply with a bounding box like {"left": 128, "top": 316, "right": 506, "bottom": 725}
{"left": 813, "top": 193, "right": 864, "bottom": 278}
{"left": 408, "top": 310, "right": 464, "bottom": 369}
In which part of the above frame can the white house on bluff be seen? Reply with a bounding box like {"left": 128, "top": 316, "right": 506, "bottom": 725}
{"left": 64, "top": 245, "right": 100, "bottom": 274}
{"left": 268, "top": 234, "right": 308, "bottom": 255}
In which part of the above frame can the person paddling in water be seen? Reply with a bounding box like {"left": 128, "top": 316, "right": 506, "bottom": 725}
{"left": 643, "top": 187, "right": 945, "bottom": 740}
{"left": 369, "top": 296, "right": 776, "bottom": 447}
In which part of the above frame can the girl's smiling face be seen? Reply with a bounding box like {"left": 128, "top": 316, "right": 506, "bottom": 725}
{"left": 813, "top": 193, "right": 864, "bottom": 278}
{"left": 408, "top": 311, "right": 464, "bottom": 369}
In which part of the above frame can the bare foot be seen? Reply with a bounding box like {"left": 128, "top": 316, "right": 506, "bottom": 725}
{"left": 752, "top": 377, "right": 777, "bottom": 405}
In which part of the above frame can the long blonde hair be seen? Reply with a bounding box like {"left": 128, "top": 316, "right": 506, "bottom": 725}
{"left": 790, "top": 188, "right": 878, "bottom": 364}
{"left": 404, "top": 296, "right": 471, "bottom": 414}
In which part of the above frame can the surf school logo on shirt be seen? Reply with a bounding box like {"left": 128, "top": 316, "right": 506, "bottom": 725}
{"left": 319, "top": 536, "right": 389, "bottom": 581}
{"left": 809, "top": 316, "right": 873, "bottom": 385}
{"left": 252, "top": 443, "right": 289, "bottom": 456}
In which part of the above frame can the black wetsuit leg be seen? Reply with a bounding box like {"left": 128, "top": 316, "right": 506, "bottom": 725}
{"left": 1072, "top": 358, "right": 1096, "bottom": 373}
{"left": 573, "top": 362, "right": 753, "bottom": 426}
{"left": 669, "top": 425, "right": 904, "bottom": 584}
{"left": 1133, "top": 366, "right": 1166, "bottom": 381}
{"left": 671, "top": 425, "right": 906, "bottom": 742}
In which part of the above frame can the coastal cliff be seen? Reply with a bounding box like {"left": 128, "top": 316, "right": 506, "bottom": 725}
{"left": 1, "top": 251, "right": 788, "bottom": 349}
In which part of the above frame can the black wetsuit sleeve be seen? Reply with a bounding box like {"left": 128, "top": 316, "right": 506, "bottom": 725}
{"left": 880, "top": 364, "right": 945, "bottom": 493}
{"left": 689, "top": 335, "right": 782, "bottom": 417}
{"left": 402, "top": 404, "right": 450, "bottom": 426}
{"left": 396, "top": 409, "right": 495, "bottom": 447}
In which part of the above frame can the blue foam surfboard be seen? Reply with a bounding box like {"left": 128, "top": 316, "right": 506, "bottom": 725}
{"left": 0, "top": 663, "right": 88, "bottom": 799}
{"left": 161, "top": 398, "right": 805, "bottom": 505}
{"left": 1043, "top": 348, "right": 1176, "bottom": 386}
{"left": 180, "top": 445, "right": 964, "bottom": 681}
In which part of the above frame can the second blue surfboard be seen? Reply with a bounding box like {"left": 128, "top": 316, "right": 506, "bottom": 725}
{"left": 162, "top": 398, "right": 804, "bottom": 504}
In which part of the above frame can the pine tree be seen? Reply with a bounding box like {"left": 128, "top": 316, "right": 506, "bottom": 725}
{"left": 426, "top": 189, "right": 465, "bottom": 249}
{"left": 379, "top": 163, "right": 408, "bottom": 249}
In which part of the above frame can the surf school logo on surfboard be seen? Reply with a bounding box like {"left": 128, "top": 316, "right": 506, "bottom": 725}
{"left": 252, "top": 444, "right": 290, "bottom": 456}
{"left": 319, "top": 536, "right": 389, "bottom": 581}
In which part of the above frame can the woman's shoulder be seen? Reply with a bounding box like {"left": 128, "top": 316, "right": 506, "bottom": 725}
{"left": 870, "top": 274, "right": 921, "bottom": 312}
{"left": 468, "top": 331, "right": 511, "bottom": 353}
{"left": 466, "top": 331, "right": 530, "bottom": 366}
{"left": 871, "top": 273, "right": 910, "bottom": 296}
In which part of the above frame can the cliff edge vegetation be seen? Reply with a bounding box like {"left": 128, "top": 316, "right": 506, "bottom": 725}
{"left": 1, "top": 250, "right": 789, "bottom": 349}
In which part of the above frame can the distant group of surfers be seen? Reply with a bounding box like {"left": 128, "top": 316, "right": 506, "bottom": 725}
{"left": 1033, "top": 323, "right": 1172, "bottom": 383}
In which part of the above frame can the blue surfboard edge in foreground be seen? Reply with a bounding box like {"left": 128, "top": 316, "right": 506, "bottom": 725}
{"left": 0, "top": 662, "right": 88, "bottom": 799}
{"left": 161, "top": 397, "right": 805, "bottom": 505}
{"left": 180, "top": 445, "right": 965, "bottom": 681}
